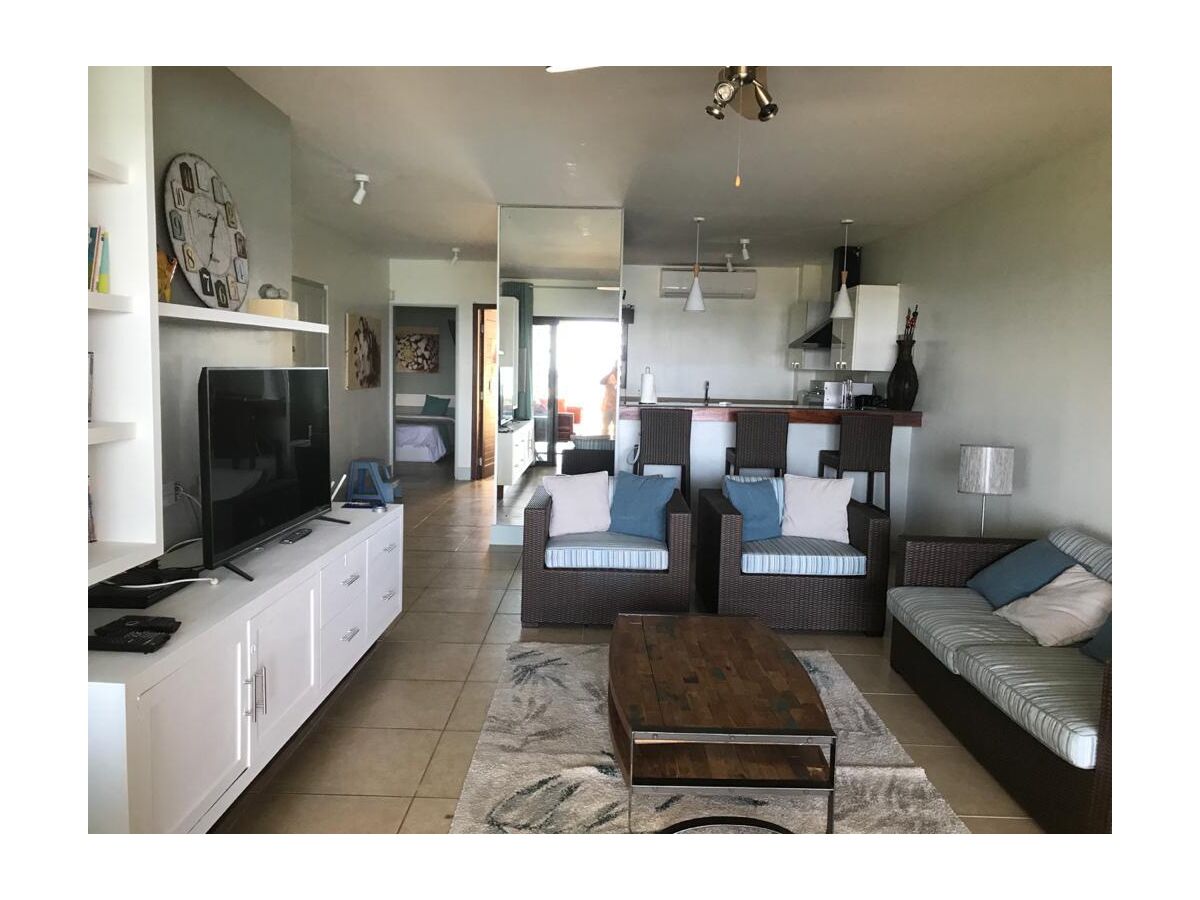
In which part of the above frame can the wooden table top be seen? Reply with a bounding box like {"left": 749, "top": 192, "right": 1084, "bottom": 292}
{"left": 608, "top": 614, "right": 834, "bottom": 738}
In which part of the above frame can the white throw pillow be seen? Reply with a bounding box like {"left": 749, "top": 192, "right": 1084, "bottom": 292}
{"left": 994, "top": 565, "right": 1113, "bottom": 646}
{"left": 781, "top": 474, "right": 854, "bottom": 543}
{"left": 541, "top": 471, "right": 612, "bottom": 537}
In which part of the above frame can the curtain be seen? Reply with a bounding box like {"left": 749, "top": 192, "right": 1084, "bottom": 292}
{"left": 501, "top": 281, "right": 534, "bottom": 420}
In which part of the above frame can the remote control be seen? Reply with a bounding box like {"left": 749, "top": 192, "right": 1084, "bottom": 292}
{"left": 94, "top": 615, "right": 181, "bottom": 638}
{"left": 280, "top": 527, "right": 313, "bottom": 544}
{"left": 89, "top": 631, "right": 171, "bottom": 653}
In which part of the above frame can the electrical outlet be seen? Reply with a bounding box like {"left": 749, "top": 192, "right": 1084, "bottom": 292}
{"left": 163, "top": 481, "right": 179, "bottom": 507}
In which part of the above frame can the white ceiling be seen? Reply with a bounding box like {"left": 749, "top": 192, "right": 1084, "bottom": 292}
{"left": 232, "top": 66, "right": 1110, "bottom": 267}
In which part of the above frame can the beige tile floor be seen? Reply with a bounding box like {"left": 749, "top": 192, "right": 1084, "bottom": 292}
{"left": 215, "top": 470, "right": 1040, "bottom": 834}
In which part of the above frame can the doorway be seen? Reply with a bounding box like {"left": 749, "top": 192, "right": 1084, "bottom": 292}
{"left": 532, "top": 317, "right": 621, "bottom": 469}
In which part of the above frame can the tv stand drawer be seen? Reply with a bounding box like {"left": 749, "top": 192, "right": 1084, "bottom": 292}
{"left": 320, "top": 542, "right": 367, "bottom": 626}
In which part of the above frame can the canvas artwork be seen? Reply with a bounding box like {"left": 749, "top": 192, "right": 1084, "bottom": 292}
{"left": 395, "top": 325, "right": 440, "bottom": 374}
{"left": 346, "top": 313, "right": 383, "bottom": 390}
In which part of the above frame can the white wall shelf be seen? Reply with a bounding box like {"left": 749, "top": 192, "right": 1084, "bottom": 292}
{"left": 158, "top": 302, "right": 330, "bottom": 334}
{"left": 89, "top": 421, "right": 137, "bottom": 445}
{"left": 88, "top": 155, "right": 129, "bottom": 184}
{"left": 88, "top": 291, "right": 134, "bottom": 313}
{"left": 88, "top": 540, "right": 161, "bottom": 585}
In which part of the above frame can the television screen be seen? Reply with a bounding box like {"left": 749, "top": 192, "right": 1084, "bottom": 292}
{"left": 198, "top": 367, "right": 331, "bottom": 570}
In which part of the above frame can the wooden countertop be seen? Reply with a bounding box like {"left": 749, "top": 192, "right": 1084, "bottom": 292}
{"left": 619, "top": 403, "right": 923, "bottom": 427}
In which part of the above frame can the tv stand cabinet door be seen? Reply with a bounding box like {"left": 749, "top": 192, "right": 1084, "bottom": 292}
{"left": 129, "top": 626, "right": 248, "bottom": 833}
{"left": 247, "top": 574, "right": 319, "bottom": 768}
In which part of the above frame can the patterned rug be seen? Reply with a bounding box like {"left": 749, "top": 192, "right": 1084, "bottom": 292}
{"left": 450, "top": 643, "right": 967, "bottom": 834}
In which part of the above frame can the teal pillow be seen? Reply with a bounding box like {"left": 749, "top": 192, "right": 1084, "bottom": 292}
{"left": 725, "top": 478, "right": 783, "bottom": 542}
{"left": 420, "top": 394, "right": 451, "bottom": 416}
{"left": 609, "top": 472, "right": 676, "bottom": 542}
{"left": 1083, "top": 616, "right": 1111, "bottom": 662}
{"left": 966, "top": 539, "right": 1075, "bottom": 609}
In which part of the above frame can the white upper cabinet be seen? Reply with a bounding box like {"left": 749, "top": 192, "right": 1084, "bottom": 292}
{"left": 831, "top": 285, "right": 901, "bottom": 372}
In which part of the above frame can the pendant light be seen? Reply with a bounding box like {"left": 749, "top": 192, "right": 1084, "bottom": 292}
{"left": 831, "top": 218, "right": 855, "bottom": 319}
{"left": 684, "top": 216, "right": 706, "bottom": 312}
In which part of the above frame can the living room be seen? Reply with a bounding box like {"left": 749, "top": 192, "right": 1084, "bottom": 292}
{"left": 22, "top": 2, "right": 1185, "bottom": 887}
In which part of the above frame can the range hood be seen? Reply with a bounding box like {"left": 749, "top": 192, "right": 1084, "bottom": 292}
{"left": 788, "top": 298, "right": 834, "bottom": 349}
{"left": 789, "top": 318, "right": 833, "bottom": 349}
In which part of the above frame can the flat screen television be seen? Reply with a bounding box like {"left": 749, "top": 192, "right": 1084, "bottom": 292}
{"left": 198, "top": 367, "right": 331, "bottom": 572}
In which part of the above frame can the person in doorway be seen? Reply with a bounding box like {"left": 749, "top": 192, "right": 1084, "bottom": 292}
{"left": 600, "top": 363, "right": 618, "bottom": 437}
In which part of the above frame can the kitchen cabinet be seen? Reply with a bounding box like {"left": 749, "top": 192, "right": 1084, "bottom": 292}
{"left": 497, "top": 418, "right": 535, "bottom": 486}
{"left": 830, "top": 285, "right": 901, "bottom": 372}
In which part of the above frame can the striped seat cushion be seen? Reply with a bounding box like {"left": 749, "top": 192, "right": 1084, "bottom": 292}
{"left": 571, "top": 435, "right": 615, "bottom": 452}
{"left": 1049, "top": 527, "right": 1112, "bottom": 582}
{"left": 955, "top": 643, "right": 1106, "bottom": 768}
{"left": 741, "top": 536, "right": 866, "bottom": 576}
{"left": 544, "top": 531, "right": 668, "bottom": 571}
{"left": 887, "top": 586, "right": 1036, "bottom": 674}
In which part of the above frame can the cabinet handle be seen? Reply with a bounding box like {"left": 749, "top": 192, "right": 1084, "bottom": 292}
{"left": 383, "top": 542, "right": 397, "bottom": 553}
{"left": 244, "top": 667, "right": 267, "bottom": 721}
{"left": 243, "top": 677, "right": 256, "bottom": 721}
{"left": 341, "top": 573, "right": 360, "bottom": 587}
{"left": 381, "top": 589, "right": 397, "bottom": 602}
{"left": 259, "top": 666, "right": 268, "bottom": 717}
{"left": 341, "top": 626, "right": 360, "bottom": 642}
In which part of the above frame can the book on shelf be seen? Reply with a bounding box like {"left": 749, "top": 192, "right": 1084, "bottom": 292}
{"left": 89, "top": 476, "right": 96, "bottom": 544}
{"left": 88, "top": 226, "right": 109, "bottom": 292}
{"left": 88, "top": 351, "right": 94, "bottom": 422}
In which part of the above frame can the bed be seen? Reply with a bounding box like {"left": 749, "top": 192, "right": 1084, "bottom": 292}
{"left": 394, "top": 414, "right": 455, "bottom": 463}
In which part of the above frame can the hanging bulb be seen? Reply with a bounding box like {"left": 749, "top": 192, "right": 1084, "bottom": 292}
{"left": 831, "top": 219, "right": 855, "bottom": 319}
{"left": 684, "top": 216, "right": 706, "bottom": 312}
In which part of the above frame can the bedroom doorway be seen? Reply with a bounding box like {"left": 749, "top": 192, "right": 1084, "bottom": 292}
{"left": 390, "top": 304, "right": 458, "bottom": 478}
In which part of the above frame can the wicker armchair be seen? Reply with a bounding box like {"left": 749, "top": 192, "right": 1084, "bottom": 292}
{"left": 521, "top": 487, "right": 692, "bottom": 627}
{"left": 889, "top": 535, "right": 1112, "bottom": 833}
{"left": 696, "top": 489, "right": 890, "bottom": 633}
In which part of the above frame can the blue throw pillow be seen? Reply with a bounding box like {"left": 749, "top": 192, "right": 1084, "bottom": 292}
{"left": 725, "top": 478, "right": 783, "bottom": 542}
{"left": 1083, "top": 616, "right": 1111, "bottom": 662}
{"left": 966, "top": 539, "right": 1076, "bottom": 609}
{"left": 609, "top": 472, "right": 677, "bottom": 542}
{"left": 421, "top": 394, "right": 451, "bottom": 416}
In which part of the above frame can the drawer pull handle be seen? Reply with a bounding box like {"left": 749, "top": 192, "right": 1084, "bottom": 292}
{"left": 341, "top": 573, "right": 360, "bottom": 587}
{"left": 381, "top": 589, "right": 397, "bottom": 602}
{"left": 341, "top": 626, "right": 360, "bottom": 642}
{"left": 383, "top": 542, "right": 397, "bottom": 553}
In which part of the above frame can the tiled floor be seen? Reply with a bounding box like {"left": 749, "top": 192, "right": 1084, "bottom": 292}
{"left": 214, "top": 468, "right": 1041, "bottom": 834}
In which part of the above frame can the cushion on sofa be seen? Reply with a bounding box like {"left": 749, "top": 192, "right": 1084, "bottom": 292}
{"left": 966, "top": 539, "right": 1076, "bottom": 609}
{"left": 609, "top": 472, "right": 676, "bottom": 542}
{"left": 1048, "top": 527, "right": 1112, "bottom": 583}
{"left": 741, "top": 535, "right": 866, "bottom": 576}
{"left": 725, "top": 478, "right": 782, "bottom": 542}
{"left": 722, "top": 475, "right": 784, "bottom": 523}
{"left": 887, "top": 586, "right": 1037, "bottom": 674}
{"left": 1082, "top": 616, "right": 1111, "bottom": 662}
{"left": 954, "top": 643, "right": 1106, "bottom": 769}
{"left": 781, "top": 474, "right": 853, "bottom": 543}
{"left": 544, "top": 531, "right": 669, "bottom": 571}
{"left": 542, "top": 471, "right": 611, "bottom": 537}
{"left": 994, "top": 565, "right": 1113, "bottom": 647}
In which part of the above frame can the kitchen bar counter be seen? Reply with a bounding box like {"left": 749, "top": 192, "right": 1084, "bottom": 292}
{"left": 619, "top": 402, "right": 923, "bottom": 427}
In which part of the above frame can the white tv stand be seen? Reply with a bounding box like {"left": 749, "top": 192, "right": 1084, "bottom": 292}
{"left": 88, "top": 505, "right": 404, "bottom": 833}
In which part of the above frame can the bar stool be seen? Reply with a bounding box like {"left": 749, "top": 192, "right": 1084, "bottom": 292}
{"left": 817, "top": 412, "right": 893, "bottom": 512}
{"left": 634, "top": 407, "right": 693, "bottom": 500}
{"left": 725, "top": 411, "right": 789, "bottom": 476}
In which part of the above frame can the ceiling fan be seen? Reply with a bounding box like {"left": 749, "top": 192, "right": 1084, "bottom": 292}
{"left": 544, "top": 66, "right": 779, "bottom": 120}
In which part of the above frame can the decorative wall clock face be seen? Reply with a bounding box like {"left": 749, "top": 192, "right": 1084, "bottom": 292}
{"left": 162, "top": 153, "right": 249, "bottom": 310}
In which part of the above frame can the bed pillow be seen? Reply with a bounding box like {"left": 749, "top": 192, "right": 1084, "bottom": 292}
{"left": 1082, "top": 615, "right": 1112, "bottom": 662}
{"left": 420, "top": 394, "right": 451, "bottom": 416}
{"left": 609, "top": 472, "right": 677, "bottom": 542}
{"left": 781, "top": 474, "right": 854, "bottom": 543}
{"left": 542, "top": 471, "right": 611, "bottom": 537}
{"left": 966, "top": 539, "right": 1076, "bottom": 609}
{"left": 725, "top": 478, "right": 783, "bottom": 542}
{"left": 994, "top": 565, "right": 1113, "bottom": 646}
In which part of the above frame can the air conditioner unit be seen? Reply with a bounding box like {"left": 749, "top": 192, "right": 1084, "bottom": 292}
{"left": 660, "top": 268, "right": 757, "bottom": 299}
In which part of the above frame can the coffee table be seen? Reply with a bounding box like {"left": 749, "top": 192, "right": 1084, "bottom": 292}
{"left": 608, "top": 613, "right": 837, "bottom": 833}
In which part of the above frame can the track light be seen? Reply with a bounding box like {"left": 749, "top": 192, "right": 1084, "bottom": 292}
{"left": 725, "top": 253, "right": 734, "bottom": 273}
{"left": 752, "top": 80, "right": 778, "bottom": 121}
{"left": 351, "top": 173, "right": 369, "bottom": 206}
{"left": 740, "top": 238, "right": 750, "bottom": 262}
{"left": 450, "top": 247, "right": 460, "bottom": 265}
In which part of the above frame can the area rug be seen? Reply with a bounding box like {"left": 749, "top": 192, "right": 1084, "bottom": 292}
{"left": 450, "top": 643, "right": 967, "bottom": 834}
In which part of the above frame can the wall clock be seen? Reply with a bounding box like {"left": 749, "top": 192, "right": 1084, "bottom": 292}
{"left": 162, "top": 153, "right": 248, "bottom": 311}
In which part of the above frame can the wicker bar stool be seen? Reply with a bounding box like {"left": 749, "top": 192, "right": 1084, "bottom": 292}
{"left": 817, "top": 412, "right": 894, "bottom": 512}
{"left": 634, "top": 407, "right": 693, "bottom": 499}
{"left": 724, "top": 411, "right": 789, "bottom": 476}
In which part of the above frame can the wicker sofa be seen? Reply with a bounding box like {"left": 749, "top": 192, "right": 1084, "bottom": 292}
{"left": 887, "top": 531, "right": 1112, "bottom": 833}
{"left": 521, "top": 487, "right": 691, "bottom": 626}
{"left": 696, "top": 488, "right": 890, "bottom": 633}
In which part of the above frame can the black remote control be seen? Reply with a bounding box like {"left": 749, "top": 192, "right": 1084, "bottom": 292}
{"left": 280, "top": 527, "right": 313, "bottom": 544}
{"left": 95, "top": 615, "right": 181, "bottom": 637}
{"left": 89, "top": 631, "right": 171, "bottom": 653}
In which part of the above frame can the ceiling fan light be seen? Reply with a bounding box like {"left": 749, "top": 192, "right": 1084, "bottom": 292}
{"left": 752, "top": 80, "right": 778, "bottom": 121}
{"left": 705, "top": 103, "right": 726, "bottom": 120}
{"left": 684, "top": 277, "right": 706, "bottom": 312}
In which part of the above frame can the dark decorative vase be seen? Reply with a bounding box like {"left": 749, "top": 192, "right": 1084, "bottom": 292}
{"left": 887, "top": 338, "right": 919, "bottom": 411}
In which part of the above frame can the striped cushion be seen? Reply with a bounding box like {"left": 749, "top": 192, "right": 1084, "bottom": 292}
{"left": 1049, "top": 528, "right": 1112, "bottom": 582}
{"left": 544, "top": 531, "right": 668, "bottom": 571}
{"left": 955, "top": 643, "right": 1105, "bottom": 768}
{"left": 722, "top": 475, "right": 784, "bottom": 523}
{"left": 571, "top": 435, "right": 614, "bottom": 452}
{"left": 741, "top": 536, "right": 866, "bottom": 576}
{"left": 887, "top": 586, "right": 1036, "bottom": 674}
